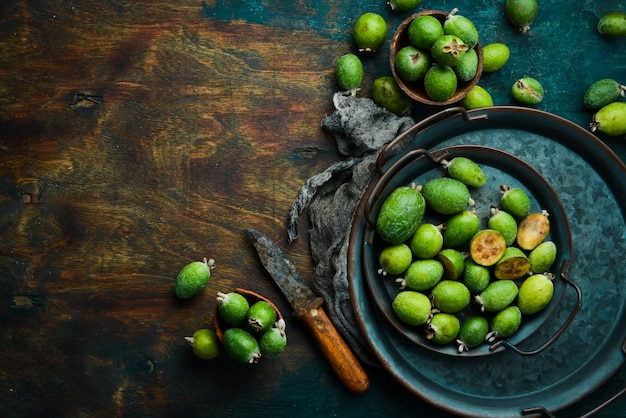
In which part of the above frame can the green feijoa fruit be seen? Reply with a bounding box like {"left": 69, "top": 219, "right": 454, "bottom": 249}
{"left": 246, "top": 301, "right": 278, "bottom": 333}
{"left": 528, "top": 241, "right": 557, "bottom": 274}
{"left": 335, "top": 53, "right": 364, "bottom": 95}
{"left": 516, "top": 211, "right": 550, "bottom": 251}
{"left": 597, "top": 12, "right": 626, "bottom": 39}
{"left": 403, "top": 259, "right": 444, "bottom": 291}
{"left": 505, "top": 0, "right": 538, "bottom": 33}
{"left": 488, "top": 207, "right": 518, "bottom": 246}
{"left": 475, "top": 280, "right": 519, "bottom": 313}
{"left": 379, "top": 243, "right": 413, "bottom": 276}
{"left": 489, "top": 305, "right": 522, "bottom": 340}
{"left": 493, "top": 246, "right": 531, "bottom": 280}
{"left": 217, "top": 291, "right": 250, "bottom": 326}
{"left": 223, "top": 328, "right": 261, "bottom": 364}
{"left": 463, "top": 258, "right": 491, "bottom": 293}
{"left": 454, "top": 48, "right": 478, "bottom": 82}
{"left": 431, "top": 280, "right": 471, "bottom": 313}
{"left": 518, "top": 273, "right": 554, "bottom": 315}
{"left": 421, "top": 177, "right": 472, "bottom": 215}
{"left": 185, "top": 329, "right": 220, "bottom": 360}
{"left": 460, "top": 85, "right": 494, "bottom": 110}
{"left": 443, "top": 156, "right": 486, "bottom": 188}
{"left": 482, "top": 43, "right": 510, "bottom": 73}
{"left": 174, "top": 258, "right": 214, "bottom": 299}
{"left": 500, "top": 185, "right": 531, "bottom": 217}
{"left": 371, "top": 76, "right": 412, "bottom": 116}
{"left": 469, "top": 229, "right": 507, "bottom": 267}
{"left": 408, "top": 15, "right": 444, "bottom": 50}
{"left": 591, "top": 102, "right": 626, "bottom": 137}
{"left": 389, "top": 0, "right": 422, "bottom": 13}
{"left": 395, "top": 46, "right": 431, "bottom": 82}
{"left": 583, "top": 79, "right": 626, "bottom": 110}
{"left": 392, "top": 290, "right": 432, "bottom": 326}
{"left": 431, "top": 35, "right": 469, "bottom": 67}
{"left": 353, "top": 13, "right": 388, "bottom": 52}
{"left": 426, "top": 312, "right": 460, "bottom": 345}
{"left": 424, "top": 66, "right": 458, "bottom": 102}
{"left": 376, "top": 185, "right": 426, "bottom": 244}
{"left": 436, "top": 248, "right": 466, "bottom": 280}
{"left": 409, "top": 223, "right": 444, "bottom": 259}
{"left": 444, "top": 8, "right": 479, "bottom": 49}
{"left": 511, "top": 77, "right": 544, "bottom": 106}
{"left": 443, "top": 210, "right": 480, "bottom": 248}
{"left": 259, "top": 318, "right": 287, "bottom": 358}
{"left": 457, "top": 316, "right": 489, "bottom": 352}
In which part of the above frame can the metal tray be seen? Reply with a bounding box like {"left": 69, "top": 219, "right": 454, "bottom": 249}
{"left": 348, "top": 107, "right": 626, "bottom": 417}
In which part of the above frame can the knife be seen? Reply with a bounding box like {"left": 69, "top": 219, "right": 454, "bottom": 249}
{"left": 243, "top": 228, "right": 369, "bottom": 394}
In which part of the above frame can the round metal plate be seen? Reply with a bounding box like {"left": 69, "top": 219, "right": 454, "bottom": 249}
{"left": 348, "top": 106, "right": 626, "bottom": 417}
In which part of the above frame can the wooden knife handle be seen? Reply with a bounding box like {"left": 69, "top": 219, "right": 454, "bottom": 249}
{"left": 296, "top": 297, "right": 369, "bottom": 394}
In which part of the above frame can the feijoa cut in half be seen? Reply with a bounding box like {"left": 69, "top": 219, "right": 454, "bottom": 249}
{"left": 469, "top": 229, "right": 507, "bottom": 266}
{"left": 516, "top": 211, "right": 550, "bottom": 250}
{"left": 493, "top": 246, "right": 530, "bottom": 280}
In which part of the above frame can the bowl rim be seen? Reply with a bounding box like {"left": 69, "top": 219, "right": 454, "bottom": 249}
{"left": 390, "top": 9, "right": 484, "bottom": 106}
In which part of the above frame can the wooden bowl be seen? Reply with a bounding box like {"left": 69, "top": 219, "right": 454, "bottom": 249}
{"left": 214, "top": 288, "right": 283, "bottom": 343}
{"left": 390, "top": 10, "right": 483, "bottom": 106}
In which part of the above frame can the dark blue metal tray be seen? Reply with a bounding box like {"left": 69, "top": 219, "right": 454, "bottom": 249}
{"left": 348, "top": 107, "right": 626, "bottom": 417}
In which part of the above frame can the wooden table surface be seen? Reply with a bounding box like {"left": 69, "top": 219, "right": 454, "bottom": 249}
{"left": 1, "top": 1, "right": 624, "bottom": 417}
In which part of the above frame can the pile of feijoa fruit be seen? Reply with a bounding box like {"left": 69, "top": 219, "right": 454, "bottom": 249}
{"left": 374, "top": 156, "right": 558, "bottom": 353}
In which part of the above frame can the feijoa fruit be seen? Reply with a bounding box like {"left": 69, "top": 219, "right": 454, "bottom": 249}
{"left": 353, "top": 13, "right": 388, "bottom": 52}
{"left": 335, "top": 53, "right": 364, "bottom": 96}
{"left": 174, "top": 258, "right": 215, "bottom": 299}
{"left": 375, "top": 185, "right": 426, "bottom": 244}
{"left": 223, "top": 328, "right": 261, "bottom": 364}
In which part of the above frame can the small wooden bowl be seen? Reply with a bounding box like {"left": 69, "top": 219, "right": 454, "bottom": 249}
{"left": 214, "top": 288, "right": 283, "bottom": 343}
{"left": 390, "top": 10, "right": 483, "bottom": 106}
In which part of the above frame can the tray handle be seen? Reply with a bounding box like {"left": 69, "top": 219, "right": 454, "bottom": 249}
{"left": 489, "top": 259, "right": 582, "bottom": 356}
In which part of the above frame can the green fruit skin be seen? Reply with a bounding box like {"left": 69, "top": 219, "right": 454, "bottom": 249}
{"left": 428, "top": 313, "right": 460, "bottom": 344}
{"left": 174, "top": 259, "right": 211, "bottom": 299}
{"left": 528, "top": 241, "right": 557, "bottom": 273}
{"left": 444, "top": 13, "right": 479, "bottom": 49}
{"left": 477, "top": 280, "right": 519, "bottom": 312}
{"left": 518, "top": 274, "right": 554, "bottom": 315}
{"left": 404, "top": 259, "right": 444, "bottom": 291}
{"left": 493, "top": 246, "right": 530, "bottom": 280}
{"left": 436, "top": 248, "right": 466, "bottom": 280}
{"left": 431, "top": 280, "right": 471, "bottom": 313}
{"left": 583, "top": 79, "right": 624, "bottom": 110}
{"left": 422, "top": 177, "right": 471, "bottom": 215}
{"left": 218, "top": 292, "right": 250, "bottom": 326}
{"left": 379, "top": 243, "right": 413, "bottom": 275}
{"left": 488, "top": 209, "right": 518, "bottom": 246}
{"left": 247, "top": 301, "right": 278, "bottom": 333}
{"left": 463, "top": 259, "right": 491, "bottom": 293}
{"left": 431, "top": 35, "right": 468, "bottom": 67}
{"left": 490, "top": 306, "right": 522, "bottom": 338}
{"left": 376, "top": 185, "right": 426, "bottom": 244}
{"left": 259, "top": 326, "right": 287, "bottom": 358}
{"left": 482, "top": 43, "right": 510, "bottom": 73}
{"left": 597, "top": 12, "right": 626, "bottom": 39}
{"left": 460, "top": 85, "right": 494, "bottom": 110}
{"left": 354, "top": 13, "right": 388, "bottom": 51}
{"left": 409, "top": 223, "right": 443, "bottom": 259}
{"left": 335, "top": 53, "right": 364, "bottom": 92}
{"left": 408, "top": 15, "right": 444, "bottom": 49}
{"left": 505, "top": 0, "right": 538, "bottom": 31}
{"left": 190, "top": 329, "right": 220, "bottom": 359}
{"left": 443, "top": 210, "right": 480, "bottom": 248}
{"left": 454, "top": 48, "right": 478, "bottom": 82}
{"left": 501, "top": 187, "right": 531, "bottom": 217}
{"left": 447, "top": 157, "right": 487, "bottom": 188}
{"left": 459, "top": 316, "right": 489, "bottom": 347}
{"left": 395, "top": 46, "right": 431, "bottom": 82}
{"left": 389, "top": 0, "right": 422, "bottom": 13}
{"left": 223, "top": 328, "right": 261, "bottom": 364}
{"left": 424, "top": 66, "right": 458, "bottom": 102}
{"left": 593, "top": 102, "right": 626, "bottom": 136}
{"left": 371, "top": 76, "right": 412, "bottom": 116}
{"left": 392, "top": 291, "right": 432, "bottom": 326}
{"left": 512, "top": 77, "right": 544, "bottom": 105}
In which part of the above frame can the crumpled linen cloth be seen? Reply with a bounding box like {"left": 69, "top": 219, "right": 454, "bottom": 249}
{"left": 287, "top": 93, "right": 415, "bottom": 365}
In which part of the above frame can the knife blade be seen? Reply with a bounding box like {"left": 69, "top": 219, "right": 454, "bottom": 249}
{"left": 243, "top": 228, "right": 369, "bottom": 394}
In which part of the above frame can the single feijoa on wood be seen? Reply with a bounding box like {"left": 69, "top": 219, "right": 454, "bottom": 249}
{"left": 353, "top": 12, "right": 388, "bottom": 52}
{"left": 335, "top": 53, "right": 364, "bottom": 95}
{"left": 442, "top": 156, "right": 486, "bottom": 188}
{"left": 174, "top": 258, "right": 215, "bottom": 299}
{"left": 590, "top": 102, "right": 626, "bottom": 137}
{"left": 597, "top": 12, "right": 626, "bottom": 39}
{"left": 583, "top": 79, "right": 626, "bottom": 110}
{"left": 185, "top": 329, "right": 220, "bottom": 360}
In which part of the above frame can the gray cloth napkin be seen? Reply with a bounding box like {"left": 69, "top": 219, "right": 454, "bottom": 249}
{"left": 287, "top": 93, "right": 415, "bottom": 365}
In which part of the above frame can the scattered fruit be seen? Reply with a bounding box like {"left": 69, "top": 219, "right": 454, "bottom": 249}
{"left": 388, "top": 0, "right": 422, "bottom": 13}
{"left": 583, "top": 78, "right": 626, "bottom": 111}
{"left": 597, "top": 12, "right": 626, "bottom": 39}
{"left": 174, "top": 258, "right": 215, "bottom": 299}
{"left": 371, "top": 76, "right": 412, "bottom": 116}
{"left": 482, "top": 43, "right": 510, "bottom": 72}
{"left": 185, "top": 329, "right": 220, "bottom": 360}
{"left": 335, "top": 53, "right": 364, "bottom": 96}
{"left": 460, "top": 85, "right": 494, "bottom": 109}
{"left": 353, "top": 12, "right": 388, "bottom": 52}
{"left": 511, "top": 77, "right": 544, "bottom": 106}
{"left": 505, "top": 0, "right": 539, "bottom": 33}
{"left": 590, "top": 102, "right": 626, "bottom": 137}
